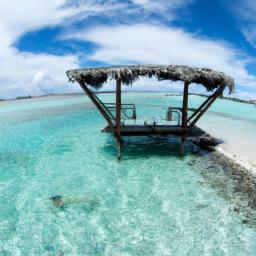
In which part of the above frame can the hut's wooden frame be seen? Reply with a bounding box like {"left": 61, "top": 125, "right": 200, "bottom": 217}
{"left": 67, "top": 65, "right": 234, "bottom": 160}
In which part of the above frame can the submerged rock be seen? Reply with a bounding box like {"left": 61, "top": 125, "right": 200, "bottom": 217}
{"left": 188, "top": 159, "right": 196, "bottom": 166}
{"left": 242, "top": 219, "right": 249, "bottom": 224}
{"left": 193, "top": 134, "right": 221, "bottom": 151}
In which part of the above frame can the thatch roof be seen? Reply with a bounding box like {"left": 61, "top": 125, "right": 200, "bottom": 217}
{"left": 66, "top": 64, "right": 234, "bottom": 93}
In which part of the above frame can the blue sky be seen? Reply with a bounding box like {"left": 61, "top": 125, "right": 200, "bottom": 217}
{"left": 0, "top": 0, "right": 256, "bottom": 99}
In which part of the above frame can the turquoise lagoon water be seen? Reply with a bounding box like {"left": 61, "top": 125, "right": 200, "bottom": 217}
{"left": 0, "top": 93, "right": 256, "bottom": 255}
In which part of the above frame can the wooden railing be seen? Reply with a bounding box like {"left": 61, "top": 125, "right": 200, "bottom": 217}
{"left": 104, "top": 103, "right": 137, "bottom": 121}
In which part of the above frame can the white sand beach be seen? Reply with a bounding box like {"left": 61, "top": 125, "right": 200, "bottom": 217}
{"left": 200, "top": 111, "right": 256, "bottom": 173}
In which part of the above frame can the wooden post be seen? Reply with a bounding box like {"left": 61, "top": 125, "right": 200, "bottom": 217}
{"left": 188, "top": 87, "right": 222, "bottom": 124}
{"left": 182, "top": 81, "right": 189, "bottom": 130}
{"left": 78, "top": 81, "right": 115, "bottom": 128}
{"left": 189, "top": 87, "right": 224, "bottom": 127}
{"left": 116, "top": 79, "right": 121, "bottom": 160}
{"left": 181, "top": 81, "right": 189, "bottom": 154}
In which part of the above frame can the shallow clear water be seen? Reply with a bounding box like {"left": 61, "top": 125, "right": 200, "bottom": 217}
{"left": 0, "top": 93, "right": 256, "bottom": 255}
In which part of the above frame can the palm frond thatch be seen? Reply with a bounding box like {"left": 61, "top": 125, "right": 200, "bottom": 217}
{"left": 66, "top": 64, "right": 234, "bottom": 93}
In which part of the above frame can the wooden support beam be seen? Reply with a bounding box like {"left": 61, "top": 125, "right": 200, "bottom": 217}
{"left": 116, "top": 79, "right": 121, "bottom": 160}
{"left": 182, "top": 81, "right": 189, "bottom": 131}
{"left": 189, "top": 87, "right": 224, "bottom": 127}
{"left": 78, "top": 81, "right": 115, "bottom": 129}
{"left": 187, "top": 87, "right": 221, "bottom": 123}
{"left": 180, "top": 81, "right": 189, "bottom": 155}
{"left": 91, "top": 94, "right": 116, "bottom": 120}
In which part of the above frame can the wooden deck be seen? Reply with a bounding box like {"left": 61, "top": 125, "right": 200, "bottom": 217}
{"left": 102, "top": 124, "right": 204, "bottom": 136}
{"left": 76, "top": 76, "right": 225, "bottom": 158}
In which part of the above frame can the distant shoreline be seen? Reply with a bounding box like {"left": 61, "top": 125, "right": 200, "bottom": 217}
{"left": 0, "top": 92, "right": 83, "bottom": 102}
{"left": 165, "top": 93, "right": 256, "bottom": 105}
{"left": 193, "top": 93, "right": 256, "bottom": 105}
{"left": 1, "top": 91, "right": 255, "bottom": 105}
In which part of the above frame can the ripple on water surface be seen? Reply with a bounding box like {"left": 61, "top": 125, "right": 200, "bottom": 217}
{"left": 0, "top": 94, "right": 256, "bottom": 255}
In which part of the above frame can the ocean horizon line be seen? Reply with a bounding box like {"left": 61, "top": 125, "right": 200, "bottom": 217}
{"left": 1, "top": 91, "right": 255, "bottom": 105}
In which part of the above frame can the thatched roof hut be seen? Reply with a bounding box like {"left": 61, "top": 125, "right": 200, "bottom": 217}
{"left": 67, "top": 64, "right": 234, "bottom": 93}
{"left": 66, "top": 64, "right": 234, "bottom": 159}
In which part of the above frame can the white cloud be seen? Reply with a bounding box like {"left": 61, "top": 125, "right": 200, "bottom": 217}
{"left": 0, "top": 0, "right": 255, "bottom": 98}
{"left": 230, "top": 0, "right": 256, "bottom": 49}
{"left": 0, "top": 47, "right": 80, "bottom": 98}
{"left": 243, "top": 27, "right": 256, "bottom": 48}
{"left": 0, "top": 1, "right": 79, "bottom": 98}
{"left": 0, "top": 0, "right": 125, "bottom": 98}
{"left": 65, "top": 23, "right": 256, "bottom": 92}
{"left": 235, "top": 0, "right": 256, "bottom": 21}
{"left": 0, "top": 0, "right": 122, "bottom": 42}
{"left": 0, "top": 0, "right": 194, "bottom": 98}
{"left": 130, "top": 0, "right": 194, "bottom": 19}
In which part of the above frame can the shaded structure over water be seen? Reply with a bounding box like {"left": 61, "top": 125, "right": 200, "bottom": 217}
{"left": 67, "top": 64, "right": 234, "bottom": 159}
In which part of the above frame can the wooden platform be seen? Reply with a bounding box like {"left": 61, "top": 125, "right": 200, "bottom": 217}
{"left": 73, "top": 73, "right": 227, "bottom": 159}
{"left": 102, "top": 124, "right": 204, "bottom": 136}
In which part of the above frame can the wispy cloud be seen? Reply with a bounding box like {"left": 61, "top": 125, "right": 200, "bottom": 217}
{"left": 235, "top": 0, "right": 256, "bottom": 21}
{"left": 0, "top": 0, "right": 121, "bottom": 98}
{"left": 64, "top": 23, "right": 256, "bottom": 93}
{"left": 243, "top": 26, "right": 256, "bottom": 48}
{"left": 230, "top": 0, "right": 256, "bottom": 49}
{"left": 130, "top": 0, "right": 194, "bottom": 20}
{"left": 0, "top": 0, "right": 195, "bottom": 98}
{"left": 0, "top": 0, "right": 255, "bottom": 98}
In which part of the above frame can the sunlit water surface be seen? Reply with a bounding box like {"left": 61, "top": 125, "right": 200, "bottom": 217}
{"left": 0, "top": 93, "right": 256, "bottom": 255}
